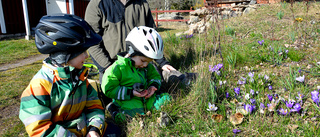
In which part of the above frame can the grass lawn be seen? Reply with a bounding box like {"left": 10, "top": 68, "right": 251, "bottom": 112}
{"left": 0, "top": 38, "right": 40, "bottom": 64}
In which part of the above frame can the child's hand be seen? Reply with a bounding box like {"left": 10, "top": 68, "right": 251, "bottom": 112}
{"left": 86, "top": 131, "right": 100, "bottom": 137}
{"left": 145, "top": 86, "right": 157, "bottom": 99}
{"left": 133, "top": 90, "right": 148, "bottom": 97}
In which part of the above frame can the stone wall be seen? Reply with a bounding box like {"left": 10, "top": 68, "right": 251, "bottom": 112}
{"left": 183, "top": 2, "right": 261, "bottom": 35}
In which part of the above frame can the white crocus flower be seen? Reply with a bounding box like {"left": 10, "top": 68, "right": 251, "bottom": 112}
{"left": 245, "top": 93, "right": 250, "bottom": 100}
{"left": 295, "top": 75, "right": 305, "bottom": 83}
{"left": 207, "top": 102, "right": 218, "bottom": 112}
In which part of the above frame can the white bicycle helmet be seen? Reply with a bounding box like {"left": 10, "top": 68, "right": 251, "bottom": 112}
{"left": 125, "top": 26, "right": 164, "bottom": 59}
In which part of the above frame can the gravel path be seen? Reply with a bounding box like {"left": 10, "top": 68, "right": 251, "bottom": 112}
{"left": 0, "top": 54, "right": 47, "bottom": 72}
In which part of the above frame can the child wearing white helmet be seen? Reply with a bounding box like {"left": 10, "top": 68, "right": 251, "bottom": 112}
{"left": 101, "top": 26, "right": 171, "bottom": 123}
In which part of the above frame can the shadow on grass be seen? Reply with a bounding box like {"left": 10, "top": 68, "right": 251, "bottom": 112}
{"left": 156, "top": 27, "right": 174, "bottom": 33}
{"left": 169, "top": 46, "right": 196, "bottom": 70}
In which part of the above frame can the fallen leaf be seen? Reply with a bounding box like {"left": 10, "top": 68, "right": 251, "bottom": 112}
{"left": 211, "top": 114, "right": 223, "bottom": 123}
{"left": 229, "top": 112, "right": 244, "bottom": 126}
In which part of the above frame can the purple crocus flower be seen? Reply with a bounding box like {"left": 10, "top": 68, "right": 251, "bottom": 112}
{"left": 249, "top": 78, "right": 254, "bottom": 83}
{"left": 216, "top": 64, "right": 223, "bottom": 70}
{"left": 278, "top": 108, "right": 288, "bottom": 115}
{"left": 267, "top": 103, "right": 272, "bottom": 108}
{"left": 234, "top": 87, "right": 240, "bottom": 95}
{"left": 226, "top": 92, "right": 230, "bottom": 98}
{"left": 264, "top": 75, "right": 269, "bottom": 80}
{"left": 216, "top": 71, "right": 221, "bottom": 76}
{"left": 296, "top": 92, "right": 304, "bottom": 101}
{"left": 260, "top": 103, "right": 265, "bottom": 109}
{"left": 248, "top": 72, "right": 254, "bottom": 78}
{"left": 233, "top": 129, "right": 241, "bottom": 134}
{"left": 290, "top": 103, "right": 302, "bottom": 113}
{"left": 250, "top": 98, "right": 256, "bottom": 104}
{"left": 250, "top": 89, "right": 255, "bottom": 96}
{"left": 267, "top": 94, "right": 273, "bottom": 101}
{"left": 298, "top": 69, "right": 302, "bottom": 73}
{"left": 187, "top": 34, "right": 194, "bottom": 38}
{"left": 311, "top": 90, "right": 319, "bottom": 106}
{"left": 209, "top": 65, "right": 216, "bottom": 72}
{"left": 258, "top": 40, "right": 264, "bottom": 45}
{"left": 244, "top": 104, "right": 256, "bottom": 114}
{"left": 268, "top": 85, "right": 273, "bottom": 90}
{"left": 285, "top": 100, "right": 295, "bottom": 108}
{"left": 274, "top": 94, "right": 279, "bottom": 100}
{"left": 209, "top": 64, "right": 223, "bottom": 74}
{"left": 237, "top": 77, "right": 246, "bottom": 85}
{"left": 184, "top": 34, "right": 193, "bottom": 39}
{"left": 238, "top": 79, "right": 246, "bottom": 85}
{"left": 296, "top": 92, "right": 304, "bottom": 104}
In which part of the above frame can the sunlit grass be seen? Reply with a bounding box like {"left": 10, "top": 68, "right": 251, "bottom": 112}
{"left": 0, "top": 38, "right": 39, "bottom": 64}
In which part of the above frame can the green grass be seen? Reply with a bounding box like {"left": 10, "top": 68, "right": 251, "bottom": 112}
{"left": 0, "top": 2, "right": 320, "bottom": 136}
{"left": 0, "top": 60, "right": 42, "bottom": 137}
{"left": 0, "top": 38, "right": 39, "bottom": 64}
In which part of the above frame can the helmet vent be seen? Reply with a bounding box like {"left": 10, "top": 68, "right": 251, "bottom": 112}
{"left": 144, "top": 45, "right": 149, "bottom": 51}
{"left": 56, "top": 38, "right": 78, "bottom": 44}
{"left": 39, "top": 26, "right": 57, "bottom": 34}
{"left": 156, "top": 38, "right": 160, "bottom": 50}
{"left": 147, "top": 40, "right": 155, "bottom": 52}
{"left": 149, "top": 29, "right": 152, "bottom": 33}
{"left": 71, "top": 26, "right": 86, "bottom": 37}
{"left": 52, "top": 21, "right": 66, "bottom": 24}
{"left": 143, "top": 29, "right": 147, "bottom": 35}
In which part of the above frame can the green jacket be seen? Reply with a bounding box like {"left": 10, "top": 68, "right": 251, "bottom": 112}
{"left": 19, "top": 58, "right": 105, "bottom": 137}
{"left": 85, "top": 0, "right": 169, "bottom": 70}
{"left": 101, "top": 55, "right": 161, "bottom": 101}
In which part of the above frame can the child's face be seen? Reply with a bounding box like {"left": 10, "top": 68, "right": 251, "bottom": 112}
{"left": 131, "top": 55, "right": 153, "bottom": 68}
{"left": 68, "top": 51, "right": 89, "bottom": 69}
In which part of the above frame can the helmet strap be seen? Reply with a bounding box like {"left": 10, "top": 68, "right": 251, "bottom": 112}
{"left": 128, "top": 46, "right": 135, "bottom": 56}
{"left": 49, "top": 51, "right": 70, "bottom": 67}
{"left": 65, "top": 54, "right": 71, "bottom": 64}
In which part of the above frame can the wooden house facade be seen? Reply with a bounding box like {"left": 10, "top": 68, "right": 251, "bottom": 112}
{"left": 0, "top": 0, "right": 89, "bottom": 35}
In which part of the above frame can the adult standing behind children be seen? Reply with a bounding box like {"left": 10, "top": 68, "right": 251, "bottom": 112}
{"left": 101, "top": 26, "right": 171, "bottom": 123}
{"left": 84, "top": 0, "right": 188, "bottom": 84}
{"left": 19, "top": 14, "right": 110, "bottom": 137}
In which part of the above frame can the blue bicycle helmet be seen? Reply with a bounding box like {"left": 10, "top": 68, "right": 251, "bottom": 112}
{"left": 35, "top": 14, "right": 101, "bottom": 54}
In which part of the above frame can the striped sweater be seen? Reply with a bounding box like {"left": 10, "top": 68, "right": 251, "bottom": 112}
{"left": 19, "top": 58, "right": 105, "bottom": 137}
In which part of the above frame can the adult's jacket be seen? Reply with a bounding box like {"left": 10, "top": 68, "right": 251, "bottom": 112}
{"left": 85, "top": 0, "right": 169, "bottom": 70}
{"left": 19, "top": 58, "right": 105, "bottom": 137}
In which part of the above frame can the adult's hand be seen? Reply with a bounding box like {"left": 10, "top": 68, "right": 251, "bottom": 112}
{"left": 86, "top": 131, "right": 100, "bottom": 137}
{"left": 161, "top": 64, "right": 176, "bottom": 72}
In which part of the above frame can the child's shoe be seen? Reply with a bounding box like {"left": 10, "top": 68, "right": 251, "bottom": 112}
{"left": 107, "top": 102, "right": 119, "bottom": 119}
